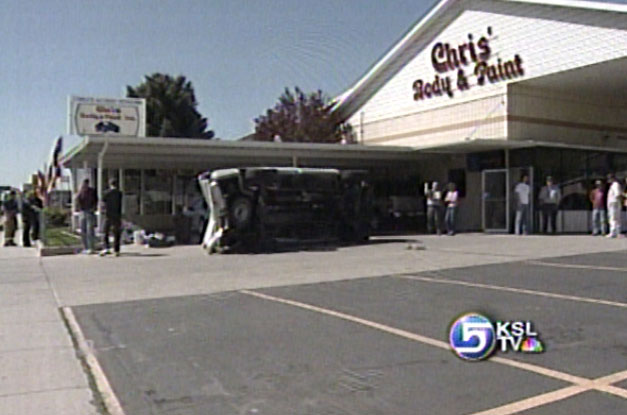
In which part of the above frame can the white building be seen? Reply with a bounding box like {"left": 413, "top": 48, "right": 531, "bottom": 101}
{"left": 61, "top": 0, "right": 626, "bottom": 235}
{"left": 333, "top": 0, "right": 627, "bottom": 232}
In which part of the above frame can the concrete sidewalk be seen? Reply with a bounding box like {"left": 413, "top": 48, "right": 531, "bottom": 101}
{"left": 0, "top": 232, "right": 625, "bottom": 414}
{"left": 0, "top": 244, "right": 97, "bottom": 414}
{"left": 42, "top": 233, "right": 627, "bottom": 307}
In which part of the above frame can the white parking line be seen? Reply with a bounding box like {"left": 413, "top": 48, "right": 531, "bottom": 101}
{"left": 241, "top": 289, "right": 451, "bottom": 350}
{"left": 62, "top": 307, "right": 126, "bottom": 415}
{"left": 470, "top": 370, "right": 627, "bottom": 415}
{"left": 239, "top": 289, "right": 627, "bottom": 408}
{"left": 396, "top": 275, "right": 627, "bottom": 308}
{"left": 526, "top": 260, "right": 627, "bottom": 273}
{"left": 468, "top": 385, "right": 587, "bottom": 415}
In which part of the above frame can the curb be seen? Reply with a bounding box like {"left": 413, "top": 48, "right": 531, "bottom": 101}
{"left": 61, "top": 306, "right": 126, "bottom": 415}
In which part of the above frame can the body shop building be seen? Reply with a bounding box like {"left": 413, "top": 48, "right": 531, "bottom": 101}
{"left": 333, "top": 0, "right": 627, "bottom": 233}
{"left": 61, "top": 0, "right": 627, "bottom": 235}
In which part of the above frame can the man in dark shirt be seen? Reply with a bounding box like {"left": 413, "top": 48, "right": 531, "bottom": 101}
{"left": 100, "top": 178, "right": 123, "bottom": 256}
{"left": 76, "top": 179, "right": 98, "bottom": 254}
{"left": 21, "top": 191, "right": 43, "bottom": 247}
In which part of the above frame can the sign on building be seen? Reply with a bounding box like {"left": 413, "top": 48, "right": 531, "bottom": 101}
{"left": 68, "top": 96, "right": 146, "bottom": 137}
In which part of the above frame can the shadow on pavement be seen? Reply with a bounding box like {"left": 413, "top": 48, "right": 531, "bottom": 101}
{"left": 119, "top": 252, "right": 168, "bottom": 258}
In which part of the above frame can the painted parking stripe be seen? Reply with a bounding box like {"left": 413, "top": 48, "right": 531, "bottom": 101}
{"left": 241, "top": 290, "right": 600, "bottom": 386}
{"left": 470, "top": 370, "right": 627, "bottom": 415}
{"left": 526, "top": 260, "right": 627, "bottom": 273}
{"left": 396, "top": 275, "right": 627, "bottom": 308}
{"left": 591, "top": 370, "right": 627, "bottom": 399}
{"left": 240, "top": 289, "right": 451, "bottom": 350}
{"left": 62, "top": 307, "right": 126, "bottom": 415}
{"left": 489, "top": 356, "right": 587, "bottom": 385}
{"left": 469, "top": 385, "right": 587, "bottom": 415}
{"left": 240, "top": 289, "right": 627, "bottom": 412}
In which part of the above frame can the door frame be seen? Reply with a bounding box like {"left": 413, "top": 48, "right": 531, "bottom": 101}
{"left": 482, "top": 168, "right": 510, "bottom": 232}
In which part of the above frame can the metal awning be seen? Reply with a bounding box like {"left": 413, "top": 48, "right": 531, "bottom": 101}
{"left": 61, "top": 135, "right": 627, "bottom": 172}
{"left": 416, "top": 138, "right": 627, "bottom": 154}
{"left": 60, "top": 136, "right": 426, "bottom": 170}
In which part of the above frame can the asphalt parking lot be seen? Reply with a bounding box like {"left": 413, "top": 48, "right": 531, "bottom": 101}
{"left": 71, "top": 249, "right": 627, "bottom": 415}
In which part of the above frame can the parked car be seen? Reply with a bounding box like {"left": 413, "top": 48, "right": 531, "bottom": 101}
{"left": 198, "top": 167, "right": 373, "bottom": 253}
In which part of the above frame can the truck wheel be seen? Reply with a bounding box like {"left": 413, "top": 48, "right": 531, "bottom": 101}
{"left": 229, "top": 196, "right": 254, "bottom": 230}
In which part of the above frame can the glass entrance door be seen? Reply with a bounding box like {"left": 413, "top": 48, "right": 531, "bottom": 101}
{"left": 482, "top": 169, "right": 509, "bottom": 232}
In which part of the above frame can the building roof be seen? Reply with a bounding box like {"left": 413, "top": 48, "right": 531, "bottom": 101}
{"left": 331, "top": 0, "right": 627, "bottom": 121}
{"left": 60, "top": 135, "right": 424, "bottom": 171}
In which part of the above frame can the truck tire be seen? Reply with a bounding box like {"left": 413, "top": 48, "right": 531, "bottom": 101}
{"left": 229, "top": 195, "right": 254, "bottom": 230}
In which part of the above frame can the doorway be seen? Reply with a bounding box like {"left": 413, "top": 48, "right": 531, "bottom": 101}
{"left": 482, "top": 169, "right": 509, "bottom": 232}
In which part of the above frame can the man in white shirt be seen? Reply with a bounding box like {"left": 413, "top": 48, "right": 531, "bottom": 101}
{"left": 606, "top": 174, "right": 623, "bottom": 238}
{"left": 444, "top": 182, "right": 459, "bottom": 235}
{"left": 514, "top": 175, "right": 531, "bottom": 235}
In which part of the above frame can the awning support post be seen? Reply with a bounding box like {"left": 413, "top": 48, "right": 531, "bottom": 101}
{"left": 70, "top": 167, "right": 78, "bottom": 232}
{"left": 97, "top": 140, "right": 109, "bottom": 231}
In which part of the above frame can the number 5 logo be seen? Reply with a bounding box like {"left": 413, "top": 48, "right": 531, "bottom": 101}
{"left": 449, "top": 313, "right": 496, "bottom": 361}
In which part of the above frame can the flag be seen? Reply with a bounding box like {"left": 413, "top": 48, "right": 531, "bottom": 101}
{"left": 37, "top": 170, "right": 45, "bottom": 187}
{"left": 46, "top": 164, "right": 55, "bottom": 194}
{"left": 36, "top": 169, "right": 48, "bottom": 205}
{"left": 52, "top": 136, "right": 63, "bottom": 178}
{"left": 46, "top": 136, "right": 63, "bottom": 194}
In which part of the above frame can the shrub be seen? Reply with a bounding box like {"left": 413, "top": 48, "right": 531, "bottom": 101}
{"left": 43, "top": 207, "right": 70, "bottom": 227}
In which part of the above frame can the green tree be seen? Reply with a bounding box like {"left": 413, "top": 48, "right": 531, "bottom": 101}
{"left": 254, "top": 87, "right": 355, "bottom": 143}
{"left": 127, "top": 73, "right": 214, "bottom": 139}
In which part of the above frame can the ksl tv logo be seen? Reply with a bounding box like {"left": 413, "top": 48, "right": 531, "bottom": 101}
{"left": 449, "top": 313, "right": 544, "bottom": 361}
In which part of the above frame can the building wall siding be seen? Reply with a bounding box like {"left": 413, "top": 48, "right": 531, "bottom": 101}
{"left": 508, "top": 86, "right": 627, "bottom": 147}
{"left": 348, "top": 2, "right": 627, "bottom": 148}
{"left": 356, "top": 93, "right": 507, "bottom": 147}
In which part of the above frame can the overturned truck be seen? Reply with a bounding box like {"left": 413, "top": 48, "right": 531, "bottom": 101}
{"left": 199, "top": 167, "right": 373, "bottom": 253}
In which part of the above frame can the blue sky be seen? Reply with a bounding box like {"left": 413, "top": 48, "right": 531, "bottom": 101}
{"left": 1, "top": 0, "right": 624, "bottom": 186}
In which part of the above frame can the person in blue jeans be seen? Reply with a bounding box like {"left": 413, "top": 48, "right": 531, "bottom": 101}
{"left": 589, "top": 180, "right": 606, "bottom": 235}
{"left": 444, "top": 182, "right": 459, "bottom": 235}
{"left": 538, "top": 176, "right": 561, "bottom": 234}
{"left": 75, "top": 179, "right": 97, "bottom": 254}
{"left": 514, "top": 175, "right": 531, "bottom": 235}
{"left": 424, "top": 181, "right": 443, "bottom": 235}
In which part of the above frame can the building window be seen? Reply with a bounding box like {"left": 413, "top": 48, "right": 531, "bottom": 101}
{"left": 123, "top": 169, "right": 141, "bottom": 215}
{"left": 144, "top": 170, "right": 173, "bottom": 215}
{"left": 174, "top": 173, "right": 204, "bottom": 215}
{"left": 448, "top": 168, "right": 466, "bottom": 197}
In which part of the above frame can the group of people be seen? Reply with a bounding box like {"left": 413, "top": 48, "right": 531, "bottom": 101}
{"left": 1, "top": 189, "right": 43, "bottom": 247}
{"left": 590, "top": 173, "right": 625, "bottom": 238}
{"left": 513, "top": 175, "right": 562, "bottom": 235}
{"left": 76, "top": 178, "right": 123, "bottom": 256}
{"left": 1, "top": 178, "right": 124, "bottom": 253}
{"left": 424, "top": 181, "right": 459, "bottom": 235}
{"left": 514, "top": 173, "right": 627, "bottom": 237}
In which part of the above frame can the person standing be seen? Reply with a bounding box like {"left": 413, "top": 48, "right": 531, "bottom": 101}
{"left": 538, "top": 176, "right": 561, "bottom": 234}
{"left": 623, "top": 178, "right": 627, "bottom": 235}
{"left": 606, "top": 174, "right": 622, "bottom": 238}
{"left": 100, "top": 178, "right": 123, "bottom": 257}
{"left": 76, "top": 179, "right": 97, "bottom": 254}
{"left": 444, "top": 182, "right": 459, "bottom": 236}
{"left": 424, "top": 181, "right": 443, "bottom": 235}
{"left": 20, "top": 191, "right": 37, "bottom": 247}
{"left": 2, "top": 190, "right": 19, "bottom": 247}
{"left": 514, "top": 175, "right": 531, "bottom": 235}
{"left": 589, "top": 180, "right": 606, "bottom": 236}
{"left": 28, "top": 192, "right": 43, "bottom": 243}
